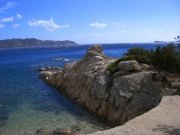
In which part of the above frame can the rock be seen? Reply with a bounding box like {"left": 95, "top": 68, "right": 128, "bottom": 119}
{"left": 140, "top": 63, "right": 154, "bottom": 70}
{"left": 163, "top": 87, "right": 178, "bottom": 95}
{"left": 56, "top": 67, "right": 63, "bottom": 70}
{"left": 85, "top": 45, "right": 105, "bottom": 59}
{"left": 118, "top": 60, "right": 141, "bottom": 72}
{"left": 52, "top": 128, "right": 77, "bottom": 135}
{"left": 36, "top": 128, "right": 51, "bottom": 135}
{"left": 39, "top": 45, "right": 163, "bottom": 126}
{"left": 105, "top": 70, "right": 111, "bottom": 76}
{"left": 46, "top": 66, "right": 51, "bottom": 69}
{"left": 151, "top": 72, "right": 164, "bottom": 81}
{"left": 36, "top": 128, "right": 78, "bottom": 135}
{"left": 88, "top": 45, "right": 103, "bottom": 53}
{"left": 171, "top": 82, "right": 180, "bottom": 90}
{"left": 166, "top": 76, "right": 179, "bottom": 82}
{"left": 38, "top": 67, "right": 63, "bottom": 72}
{"left": 39, "top": 71, "right": 54, "bottom": 81}
{"left": 71, "top": 125, "right": 81, "bottom": 132}
{"left": 38, "top": 67, "right": 46, "bottom": 71}
{"left": 108, "top": 71, "right": 162, "bottom": 125}
{"left": 113, "top": 71, "right": 129, "bottom": 78}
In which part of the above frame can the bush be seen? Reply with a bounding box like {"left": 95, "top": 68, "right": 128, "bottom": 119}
{"left": 125, "top": 47, "right": 152, "bottom": 64}
{"left": 106, "top": 60, "right": 119, "bottom": 75}
{"left": 107, "top": 44, "right": 180, "bottom": 74}
{"left": 152, "top": 44, "right": 179, "bottom": 72}
{"left": 118, "top": 55, "right": 135, "bottom": 61}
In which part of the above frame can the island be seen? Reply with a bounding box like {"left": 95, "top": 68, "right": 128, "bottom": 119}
{"left": 0, "top": 38, "right": 77, "bottom": 48}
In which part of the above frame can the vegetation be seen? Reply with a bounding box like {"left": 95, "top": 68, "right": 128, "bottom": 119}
{"left": 152, "top": 44, "right": 180, "bottom": 72}
{"left": 174, "top": 35, "right": 180, "bottom": 41}
{"left": 125, "top": 47, "right": 153, "bottom": 64}
{"left": 106, "top": 60, "right": 119, "bottom": 75}
{"left": 107, "top": 43, "right": 180, "bottom": 74}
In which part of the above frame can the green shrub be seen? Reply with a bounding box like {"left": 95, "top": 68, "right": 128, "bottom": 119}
{"left": 151, "top": 44, "right": 180, "bottom": 72}
{"left": 125, "top": 47, "right": 148, "bottom": 56}
{"left": 118, "top": 55, "right": 135, "bottom": 61}
{"left": 107, "top": 43, "right": 180, "bottom": 74}
{"left": 106, "top": 60, "right": 119, "bottom": 75}
{"left": 125, "top": 47, "right": 152, "bottom": 64}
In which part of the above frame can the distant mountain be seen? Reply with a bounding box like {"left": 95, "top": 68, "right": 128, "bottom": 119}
{"left": 154, "top": 41, "right": 180, "bottom": 45}
{"left": 0, "top": 38, "right": 77, "bottom": 48}
{"left": 154, "top": 41, "right": 170, "bottom": 44}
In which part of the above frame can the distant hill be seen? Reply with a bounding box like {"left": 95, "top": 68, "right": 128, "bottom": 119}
{"left": 154, "top": 41, "right": 170, "bottom": 44}
{"left": 154, "top": 41, "right": 180, "bottom": 45}
{"left": 0, "top": 38, "right": 77, "bottom": 48}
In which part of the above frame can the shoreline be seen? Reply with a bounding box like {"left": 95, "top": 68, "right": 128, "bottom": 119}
{"left": 89, "top": 96, "right": 180, "bottom": 135}
{"left": 39, "top": 45, "right": 165, "bottom": 131}
{"left": 38, "top": 44, "right": 180, "bottom": 134}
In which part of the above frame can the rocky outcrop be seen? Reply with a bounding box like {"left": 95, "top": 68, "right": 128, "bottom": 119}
{"left": 89, "top": 96, "right": 180, "bottom": 135}
{"left": 161, "top": 72, "right": 180, "bottom": 95}
{"left": 39, "top": 45, "right": 163, "bottom": 126}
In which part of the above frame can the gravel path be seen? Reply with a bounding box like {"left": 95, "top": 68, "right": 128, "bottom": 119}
{"left": 89, "top": 96, "right": 180, "bottom": 135}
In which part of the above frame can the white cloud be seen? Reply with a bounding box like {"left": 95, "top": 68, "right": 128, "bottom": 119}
{"left": 0, "top": 16, "right": 14, "bottom": 22}
{"left": 0, "top": 2, "right": 16, "bottom": 13}
{"left": 0, "top": 14, "right": 22, "bottom": 24}
{"left": 16, "top": 14, "right": 22, "bottom": 19}
{"left": 12, "top": 23, "right": 20, "bottom": 28}
{"left": 0, "top": 24, "right": 5, "bottom": 28}
{"left": 28, "top": 18, "right": 69, "bottom": 31}
{"left": 89, "top": 22, "right": 107, "bottom": 28}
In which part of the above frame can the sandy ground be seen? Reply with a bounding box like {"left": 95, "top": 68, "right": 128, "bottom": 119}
{"left": 89, "top": 96, "right": 180, "bottom": 135}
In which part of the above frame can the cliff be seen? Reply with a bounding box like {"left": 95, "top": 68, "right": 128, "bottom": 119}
{"left": 0, "top": 38, "right": 76, "bottom": 48}
{"left": 39, "top": 45, "right": 163, "bottom": 126}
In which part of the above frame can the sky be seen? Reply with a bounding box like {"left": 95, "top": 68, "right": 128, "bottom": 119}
{"left": 0, "top": 0, "right": 180, "bottom": 44}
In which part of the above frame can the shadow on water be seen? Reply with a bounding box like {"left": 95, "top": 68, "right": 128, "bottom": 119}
{"left": 0, "top": 104, "right": 8, "bottom": 127}
{"left": 31, "top": 77, "right": 107, "bottom": 127}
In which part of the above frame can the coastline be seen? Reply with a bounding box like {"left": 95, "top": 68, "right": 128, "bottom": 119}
{"left": 89, "top": 96, "right": 180, "bottom": 135}
{"left": 39, "top": 44, "right": 180, "bottom": 135}
{"left": 39, "top": 45, "right": 165, "bottom": 132}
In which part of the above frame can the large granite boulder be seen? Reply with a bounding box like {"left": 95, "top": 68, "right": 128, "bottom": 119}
{"left": 39, "top": 45, "right": 163, "bottom": 126}
{"left": 118, "top": 60, "right": 141, "bottom": 72}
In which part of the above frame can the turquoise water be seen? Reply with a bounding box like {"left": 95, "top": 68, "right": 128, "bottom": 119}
{"left": 0, "top": 44, "right": 165, "bottom": 134}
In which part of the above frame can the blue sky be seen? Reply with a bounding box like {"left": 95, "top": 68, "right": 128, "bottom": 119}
{"left": 0, "top": 0, "right": 180, "bottom": 43}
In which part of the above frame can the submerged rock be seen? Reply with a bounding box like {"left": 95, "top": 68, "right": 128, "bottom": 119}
{"left": 38, "top": 67, "right": 63, "bottom": 72}
{"left": 36, "top": 128, "right": 78, "bottom": 135}
{"left": 36, "top": 128, "right": 51, "bottom": 135}
{"left": 52, "top": 128, "right": 77, "bottom": 135}
{"left": 39, "top": 45, "right": 163, "bottom": 126}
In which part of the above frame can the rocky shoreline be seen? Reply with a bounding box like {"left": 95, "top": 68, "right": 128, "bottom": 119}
{"left": 89, "top": 96, "right": 180, "bottom": 135}
{"left": 39, "top": 45, "right": 180, "bottom": 134}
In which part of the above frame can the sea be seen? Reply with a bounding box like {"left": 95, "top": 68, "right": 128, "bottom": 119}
{"left": 0, "top": 43, "right": 166, "bottom": 135}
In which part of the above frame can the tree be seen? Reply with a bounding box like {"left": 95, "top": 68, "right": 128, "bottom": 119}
{"left": 175, "top": 35, "right": 180, "bottom": 41}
